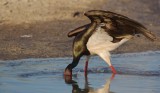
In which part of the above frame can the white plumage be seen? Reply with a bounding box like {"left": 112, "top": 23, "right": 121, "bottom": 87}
{"left": 87, "top": 24, "right": 131, "bottom": 55}
{"left": 64, "top": 10, "right": 156, "bottom": 76}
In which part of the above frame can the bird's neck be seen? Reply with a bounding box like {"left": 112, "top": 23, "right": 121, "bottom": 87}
{"left": 82, "top": 22, "right": 99, "bottom": 41}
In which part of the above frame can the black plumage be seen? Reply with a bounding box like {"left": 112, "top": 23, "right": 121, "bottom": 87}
{"left": 64, "top": 10, "right": 156, "bottom": 76}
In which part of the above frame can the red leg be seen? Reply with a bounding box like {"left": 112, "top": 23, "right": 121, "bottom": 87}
{"left": 110, "top": 74, "right": 116, "bottom": 80}
{"left": 84, "top": 60, "right": 88, "bottom": 76}
{"left": 84, "top": 56, "right": 90, "bottom": 76}
{"left": 110, "top": 66, "right": 117, "bottom": 74}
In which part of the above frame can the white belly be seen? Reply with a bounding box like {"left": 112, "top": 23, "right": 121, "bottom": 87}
{"left": 86, "top": 28, "right": 129, "bottom": 55}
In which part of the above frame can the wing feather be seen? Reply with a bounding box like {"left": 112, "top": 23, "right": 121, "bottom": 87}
{"left": 68, "top": 24, "right": 90, "bottom": 37}
{"left": 84, "top": 10, "right": 156, "bottom": 41}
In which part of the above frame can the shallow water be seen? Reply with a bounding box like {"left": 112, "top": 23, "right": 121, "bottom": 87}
{"left": 0, "top": 51, "right": 160, "bottom": 93}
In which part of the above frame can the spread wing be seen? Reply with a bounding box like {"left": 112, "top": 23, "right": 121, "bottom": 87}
{"left": 84, "top": 10, "right": 156, "bottom": 41}
{"left": 67, "top": 24, "right": 90, "bottom": 37}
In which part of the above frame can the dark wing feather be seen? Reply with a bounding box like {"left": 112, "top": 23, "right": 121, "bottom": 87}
{"left": 84, "top": 10, "right": 156, "bottom": 41}
{"left": 68, "top": 24, "right": 90, "bottom": 37}
{"left": 115, "top": 18, "right": 156, "bottom": 41}
{"left": 85, "top": 10, "right": 146, "bottom": 28}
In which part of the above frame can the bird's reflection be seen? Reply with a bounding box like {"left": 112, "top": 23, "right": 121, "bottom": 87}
{"left": 64, "top": 74, "right": 115, "bottom": 93}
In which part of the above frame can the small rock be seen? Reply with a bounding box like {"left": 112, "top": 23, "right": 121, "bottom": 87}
{"left": 20, "top": 34, "right": 33, "bottom": 38}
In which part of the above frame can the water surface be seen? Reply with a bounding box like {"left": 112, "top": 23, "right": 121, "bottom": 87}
{"left": 0, "top": 51, "right": 160, "bottom": 93}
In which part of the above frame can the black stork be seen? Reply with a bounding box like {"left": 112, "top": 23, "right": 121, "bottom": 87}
{"left": 64, "top": 10, "right": 156, "bottom": 76}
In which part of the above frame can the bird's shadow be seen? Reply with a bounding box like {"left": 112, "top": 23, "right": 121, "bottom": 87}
{"left": 64, "top": 74, "right": 115, "bottom": 93}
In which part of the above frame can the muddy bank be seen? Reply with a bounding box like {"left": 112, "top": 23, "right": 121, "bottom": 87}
{"left": 0, "top": 0, "right": 159, "bottom": 60}
{"left": 0, "top": 20, "right": 159, "bottom": 60}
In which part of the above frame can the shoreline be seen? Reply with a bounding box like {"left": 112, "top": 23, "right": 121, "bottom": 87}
{"left": 0, "top": 0, "right": 159, "bottom": 60}
{"left": 0, "top": 50, "right": 160, "bottom": 61}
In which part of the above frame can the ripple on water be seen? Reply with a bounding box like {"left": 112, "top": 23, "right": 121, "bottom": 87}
{"left": 0, "top": 51, "right": 160, "bottom": 78}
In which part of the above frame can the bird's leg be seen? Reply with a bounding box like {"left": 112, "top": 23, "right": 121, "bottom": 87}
{"left": 99, "top": 53, "right": 117, "bottom": 74}
{"left": 84, "top": 60, "right": 88, "bottom": 76}
{"left": 84, "top": 56, "right": 90, "bottom": 76}
{"left": 110, "top": 73, "right": 116, "bottom": 80}
{"left": 110, "top": 65, "right": 117, "bottom": 74}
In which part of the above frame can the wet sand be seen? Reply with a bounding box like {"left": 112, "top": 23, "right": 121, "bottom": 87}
{"left": 0, "top": 51, "right": 160, "bottom": 93}
{"left": 0, "top": 0, "right": 160, "bottom": 60}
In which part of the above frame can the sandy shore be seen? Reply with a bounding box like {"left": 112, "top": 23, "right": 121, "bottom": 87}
{"left": 0, "top": 0, "right": 159, "bottom": 60}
